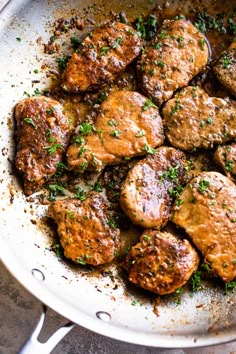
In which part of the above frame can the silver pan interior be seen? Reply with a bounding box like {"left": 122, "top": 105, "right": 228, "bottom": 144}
{"left": 0, "top": 0, "right": 236, "bottom": 348}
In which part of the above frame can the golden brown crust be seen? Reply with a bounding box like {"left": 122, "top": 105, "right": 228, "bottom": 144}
{"left": 15, "top": 96, "right": 71, "bottom": 195}
{"left": 62, "top": 22, "right": 141, "bottom": 92}
{"left": 66, "top": 90, "right": 164, "bottom": 172}
{"left": 48, "top": 193, "right": 120, "bottom": 266}
{"left": 162, "top": 86, "right": 236, "bottom": 151}
{"left": 125, "top": 230, "right": 200, "bottom": 295}
{"left": 138, "top": 19, "right": 209, "bottom": 106}
{"left": 214, "top": 143, "right": 236, "bottom": 182}
{"left": 213, "top": 42, "right": 236, "bottom": 97}
{"left": 172, "top": 171, "right": 236, "bottom": 282}
{"left": 120, "top": 147, "right": 189, "bottom": 228}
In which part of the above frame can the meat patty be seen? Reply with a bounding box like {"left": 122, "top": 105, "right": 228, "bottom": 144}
{"left": 48, "top": 192, "right": 120, "bottom": 266}
{"left": 138, "top": 19, "right": 209, "bottom": 106}
{"left": 66, "top": 90, "right": 164, "bottom": 172}
{"left": 172, "top": 171, "right": 236, "bottom": 282}
{"left": 15, "top": 96, "right": 71, "bottom": 195}
{"left": 162, "top": 86, "right": 236, "bottom": 151}
{"left": 213, "top": 41, "right": 236, "bottom": 97}
{"left": 62, "top": 22, "right": 141, "bottom": 92}
{"left": 120, "top": 147, "right": 189, "bottom": 229}
{"left": 214, "top": 143, "right": 236, "bottom": 182}
{"left": 124, "top": 230, "right": 200, "bottom": 295}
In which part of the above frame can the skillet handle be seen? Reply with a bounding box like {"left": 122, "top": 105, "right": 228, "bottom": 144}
{"left": 18, "top": 305, "right": 75, "bottom": 354}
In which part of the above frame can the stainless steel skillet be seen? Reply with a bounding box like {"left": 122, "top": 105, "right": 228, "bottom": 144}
{"left": 0, "top": 0, "right": 236, "bottom": 351}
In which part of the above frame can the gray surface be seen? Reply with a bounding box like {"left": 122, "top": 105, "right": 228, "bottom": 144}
{"left": 0, "top": 261, "right": 236, "bottom": 354}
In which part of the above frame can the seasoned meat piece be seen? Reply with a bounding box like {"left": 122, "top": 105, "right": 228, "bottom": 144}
{"left": 124, "top": 230, "right": 200, "bottom": 295}
{"left": 120, "top": 147, "right": 189, "bottom": 229}
{"left": 15, "top": 96, "right": 71, "bottom": 195}
{"left": 48, "top": 193, "right": 120, "bottom": 266}
{"left": 162, "top": 86, "right": 236, "bottom": 151}
{"left": 67, "top": 91, "right": 164, "bottom": 172}
{"left": 214, "top": 143, "right": 236, "bottom": 182}
{"left": 62, "top": 22, "right": 141, "bottom": 92}
{"left": 138, "top": 19, "right": 209, "bottom": 106}
{"left": 172, "top": 171, "right": 236, "bottom": 282}
{"left": 213, "top": 42, "right": 236, "bottom": 97}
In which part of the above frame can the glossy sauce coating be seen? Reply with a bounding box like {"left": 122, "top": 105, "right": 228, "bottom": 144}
{"left": 120, "top": 147, "right": 189, "bottom": 228}
{"left": 125, "top": 230, "right": 200, "bottom": 295}
{"left": 163, "top": 86, "right": 236, "bottom": 151}
{"left": 15, "top": 96, "right": 71, "bottom": 195}
{"left": 62, "top": 21, "right": 141, "bottom": 92}
{"left": 173, "top": 171, "right": 236, "bottom": 282}
{"left": 66, "top": 90, "right": 164, "bottom": 172}
{"left": 138, "top": 19, "right": 209, "bottom": 106}
{"left": 48, "top": 192, "right": 120, "bottom": 266}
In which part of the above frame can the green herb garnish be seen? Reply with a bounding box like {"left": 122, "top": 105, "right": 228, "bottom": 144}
{"left": 23, "top": 118, "right": 37, "bottom": 129}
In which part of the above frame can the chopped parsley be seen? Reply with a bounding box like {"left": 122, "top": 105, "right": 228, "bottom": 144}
{"left": 142, "top": 144, "right": 156, "bottom": 155}
{"left": 95, "top": 92, "right": 108, "bottom": 104}
{"left": 112, "top": 36, "right": 123, "bottom": 48}
{"left": 48, "top": 183, "right": 65, "bottom": 201}
{"left": 142, "top": 99, "right": 158, "bottom": 110}
{"left": 78, "top": 146, "right": 87, "bottom": 157}
{"left": 189, "top": 271, "right": 202, "bottom": 292}
{"left": 135, "top": 130, "right": 145, "bottom": 137}
{"left": 143, "top": 235, "right": 151, "bottom": 241}
{"left": 111, "top": 130, "right": 121, "bottom": 138}
{"left": 170, "top": 99, "right": 181, "bottom": 116}
{"left": 152, "top": 42, "right": 163, "bottom": 49}
{"left": 50, "top": 243, "right": 63, "bottom": 258}
{"left": 135, "top": 14, "right": 158, "bottom": 40}
{"left": 100, "top": 46, "right": 110, "bottom": 56}
{"left": 224, "top": 281, "right": 236, "bottom": 295}
{"left": 225, "top": 159, "right": 234, "bottom": 172}
{"left": 108, "top": 119, "right": 120, "bottom": 127}
{"left": 159, "top": 30, "right": 168, "bottom": 39}
{"left": 74, "top": 187, "right": 87, "bottom": 201}
{"left": 74, "top": 135, "right": 84, "bottom": 145}
{"left": 154, "top": 60, "right": 165, "bottom": 68}
{"left": 43, "top": 143, "right": 63, "bottom": 155}
{"left": 23, "top": 117, "right": 37, "bottom": 129}
{"left": 79, "top": 122, "right": 95, "bottom": 135}
{"left": 194, "top": 12, "right": 225, "bottom": 34}
{"left": 199, "top": 38, "right": 206, "bottom": 50}
{"left": 107, "top": 217, "right": 118, "bottom": 229}
{"left": 198, "top": 179, "right": 210, "bottom": 193}
{"left": 54, "top": 162, "right": 67, "bottom": 177}
{"left": 228, "top": 18, "right": 236, "bottom": 35}
{"left": 77, "top": 254, "right": 90, "bottom": 265}
{"left": 163, "top": 165, "right": 180, "bottom": 181}
{"left": 67, "top": 210, "right": 75, "bottom": 219}
{"left": 70, "top": 36, "right": 82, "bottom": 48}
{"left": 56, "top": 55, "right": 71, "bottom": 71}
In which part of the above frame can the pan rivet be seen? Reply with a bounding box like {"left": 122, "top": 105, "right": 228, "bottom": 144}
{"left": 96, "top": 311, "right": 111, "bottom": 321}
{"left": 31, "top": 268, "right": 45, "bottom": 281}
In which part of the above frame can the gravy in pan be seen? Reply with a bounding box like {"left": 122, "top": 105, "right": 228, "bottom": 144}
{"left": 15, "top": 0, "right": 236, "bottom": 299}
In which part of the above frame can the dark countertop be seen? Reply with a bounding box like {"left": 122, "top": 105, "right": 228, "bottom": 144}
{"left": 0, "top": 261, "right": 236, "bottom": 354}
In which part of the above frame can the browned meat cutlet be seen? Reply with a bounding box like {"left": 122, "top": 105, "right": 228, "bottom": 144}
{"left": 62, "top": 22, "right": 141, "bottom": 92}
{"left": 48, "top": 193, "right": 120, "bottom": 266}
{"left": 172, "top": 171, "right": 236, "bottom": 283}
{"left": 120, "top": 147, "right": 190, "bottom": 229}
{"left": 213, "top": 42, "right": 236, "bottom": 97}
{"left": 124, "top": 230, "right": 200, "bottom": 295}
{"left": 15, "top": 96, "right": 71, "bottom": 195}
{"left": 66, "top": 90, "right": 164, "bottom": 173}
{"left": 162, "top": 86, "right": 236, "bottom": 151}
{"left": 214, "top": 143, "right": 236, "bottom": 182}
{"left": 137, "top": 19, "right": 209, "bottom": 106}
